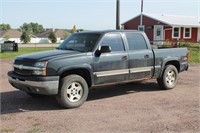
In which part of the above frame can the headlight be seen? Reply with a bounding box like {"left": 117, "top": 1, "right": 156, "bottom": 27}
{"left": 34, "top": 62, "right": 48, "bottom": 68}
{"left": 32, "top": 61, "right": 48, "bottom": 76}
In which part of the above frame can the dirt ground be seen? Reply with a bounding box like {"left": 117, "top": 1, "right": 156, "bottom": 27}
{"left": 0, "top": 59, "right": 200, "bottom": 133}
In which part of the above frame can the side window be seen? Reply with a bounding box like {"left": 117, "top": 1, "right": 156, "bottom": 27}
{"left": 100, "top": 33, "right": 125, "bottom": 52}
{"left": 126, "top": 33, "right": 147, "bottom": 50}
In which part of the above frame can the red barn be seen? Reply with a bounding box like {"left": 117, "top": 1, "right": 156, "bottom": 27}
{"left": 122, "top": 13, "right": 200, "bottom": 43}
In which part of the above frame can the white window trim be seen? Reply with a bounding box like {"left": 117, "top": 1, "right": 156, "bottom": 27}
{"left": 138, "top": 25, "right": 145, "bottom": 31}
{"left": 184, "top": 27, "right": 192, "bottom": 38}
{"left": 172, "top": 27, "right": 181, "bottom": 38}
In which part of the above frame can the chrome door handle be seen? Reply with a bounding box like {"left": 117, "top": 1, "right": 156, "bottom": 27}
{"left": 122, "top": 56, "right": 128, "bottom": 61}
{"left": 144, "top": 55, "right": 149, "bottom": 59}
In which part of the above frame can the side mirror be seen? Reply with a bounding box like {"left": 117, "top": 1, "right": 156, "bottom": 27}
{"left": 100, "top": 46, "right": 111, "bottom": 53}
{"left": 95, "top": 46, "right": 111, "bottom": 57}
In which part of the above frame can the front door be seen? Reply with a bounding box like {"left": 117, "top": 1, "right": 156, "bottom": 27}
{"left": 154, "top": 25, "right": 164, "bottom": 41}
{"left": 93, "top": 33, "right": 129, "bottom": 85}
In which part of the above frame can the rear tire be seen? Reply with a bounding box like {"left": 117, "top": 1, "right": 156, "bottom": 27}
{"left": 56, "top": 74, "right": 89, "bottom": 109}
{"left": 157, "top": 65, "right": 178, "bottom": 90}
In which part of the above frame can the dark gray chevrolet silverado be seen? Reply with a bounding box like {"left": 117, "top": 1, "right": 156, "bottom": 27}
{"left": 8, "top": 30, "right": 189, "bottom": 108}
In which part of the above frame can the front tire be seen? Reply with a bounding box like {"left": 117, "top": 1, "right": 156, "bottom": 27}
{"left": 56, "top": 75, "right": 89, "bottom": 109}
{"left": 157, "top": 65, "right": 178, "bottom": 90}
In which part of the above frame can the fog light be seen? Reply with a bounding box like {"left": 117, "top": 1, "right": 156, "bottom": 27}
{"left": 32, "top": 70, "right": 46, "bottom": 76}
{"left": 32, "top": 70, "right": 43, "bottom": 75}
{"left": 36, "top": 88, "right": 39, "bottom": 92}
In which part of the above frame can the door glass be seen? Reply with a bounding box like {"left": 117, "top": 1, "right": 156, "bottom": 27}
{"left": 100, "top": 33, "right": 125, "bottom": 52}
{"left": 157, "top": 28, "right": 161, "bottom": 36}
{"left": 126, "top": 33, "right": 147, "bottom": 50}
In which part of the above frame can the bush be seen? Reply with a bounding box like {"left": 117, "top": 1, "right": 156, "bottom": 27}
{"left": 20, "top": 31, "right": 30, "bottom": 43}
{"left": 48, "top": 32, "right": 57, "bottom": 43}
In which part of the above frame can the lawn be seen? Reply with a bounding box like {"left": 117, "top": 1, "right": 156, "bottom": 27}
{"left": 188, "top": 48, "right": 200, "bottom": 63}
{"left": 0, "top": 47, "right": 55, "bottom": 59}
{"left": 177, "top": 43, "right": 200, "bottom": 63}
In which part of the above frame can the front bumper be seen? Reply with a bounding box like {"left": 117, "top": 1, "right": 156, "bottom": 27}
{"left": 8, "top": 71, "right": 59, "bottom": 95}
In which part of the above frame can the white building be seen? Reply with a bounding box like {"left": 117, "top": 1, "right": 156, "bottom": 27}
{"left": 0, "top": 29, "right": 70, "bottom": 44}
{"left": 0, "top": 29, "right": 22, "bottom": 43}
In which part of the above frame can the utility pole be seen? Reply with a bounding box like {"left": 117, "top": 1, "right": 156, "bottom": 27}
{"left": 116, "top": 0, "right": 120, "bottom": 30}
{"left": 140, "top": 0, "right": 143, "bottom": 26}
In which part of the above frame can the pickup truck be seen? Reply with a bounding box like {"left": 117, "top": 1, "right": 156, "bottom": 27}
{"left": 8, "top": 30, "right": 189, "bottom": 108}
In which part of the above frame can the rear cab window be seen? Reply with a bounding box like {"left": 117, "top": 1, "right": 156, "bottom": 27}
{"left": 125, "top": 33, "right": 148, "bottom": 51}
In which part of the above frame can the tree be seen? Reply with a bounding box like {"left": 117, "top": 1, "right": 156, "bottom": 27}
{"left": 72, "top": 25, "right": 76, "bottom": 33}
{"left": 19, "top": 22, "right": 44, "bottom": 34}
{"left": 0, "top": 23, "right": 11, "bottom": 30}
{"left": 19, "top": 23, "right": 31, "bottom": 32}
{"left": 20, "top": 31, "right": 30, "bottom": 44}
{"left": 30, "top": 22, "right": 44, "bottom": 34}
{"left": 48, "top": 32, "right": 57, "bottom": 43}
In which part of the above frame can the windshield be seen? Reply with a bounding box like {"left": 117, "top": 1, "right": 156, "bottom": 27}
{"left": 58, "top": 33, "right": 101, "bottom": 52}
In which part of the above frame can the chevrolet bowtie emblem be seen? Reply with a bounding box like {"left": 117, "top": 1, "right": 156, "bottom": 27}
{"left": 18, "top": 65, "right": 23, "bottom": 70}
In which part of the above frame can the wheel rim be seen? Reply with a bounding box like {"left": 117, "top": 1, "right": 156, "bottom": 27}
{"left": 66, "top": 82, "right": 83, "bottom": 102}
{"left": 165, "top": 69, "right": 176, "bottom": 86}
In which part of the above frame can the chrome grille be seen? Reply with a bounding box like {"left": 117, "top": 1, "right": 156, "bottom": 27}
{"left": 13, "top": 59, "right": 35, "bottom": 76}
{"left": 14, "top": 68, "right": 32, "bottom": 76}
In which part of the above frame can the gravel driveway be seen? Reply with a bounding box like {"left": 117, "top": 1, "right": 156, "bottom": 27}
{"left": 0, "top": 59, "right": 200, "bottom": 133}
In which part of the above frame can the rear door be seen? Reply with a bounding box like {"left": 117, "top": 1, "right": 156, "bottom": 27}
{"left": 93, "top": 33, "right": 129, "bottom": 85}
{"left": 125, "top": 32, "right": 154, "bottom": 80}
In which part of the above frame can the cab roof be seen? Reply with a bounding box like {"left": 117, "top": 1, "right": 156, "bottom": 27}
{"left": 75, "top": 30, "right": 141, "bottom": 34}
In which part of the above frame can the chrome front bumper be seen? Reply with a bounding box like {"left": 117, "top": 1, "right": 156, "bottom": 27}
{"left": 8, "top": 71, "right": 59, "bottom": 95}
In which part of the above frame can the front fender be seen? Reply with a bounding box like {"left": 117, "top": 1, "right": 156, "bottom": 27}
{"left": 57, "top": 63, "right": 94, "bottom": 85}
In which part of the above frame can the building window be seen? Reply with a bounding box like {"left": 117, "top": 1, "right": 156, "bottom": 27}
{"left": 184, "top": 27, "right": 191, "bottom": 38}
{"left": 172, "top": 27, "right": 180, "bottom": 38}
{"left": 157, "top": 28, "right": 161, "bottom": 36}
{"left": 138, "top": 25, "right": 145, "bottom": 31}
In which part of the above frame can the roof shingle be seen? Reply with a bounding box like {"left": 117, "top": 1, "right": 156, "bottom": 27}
{"left": 0, "top": 29, "right": 22, "bottom": 38}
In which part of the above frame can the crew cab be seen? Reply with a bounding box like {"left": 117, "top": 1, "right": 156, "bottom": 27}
{"left": 8, "top": 30, "right": 189, "bottom": 108}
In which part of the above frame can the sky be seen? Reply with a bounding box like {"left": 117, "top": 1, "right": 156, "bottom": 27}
{"left": 0, "top": 0, "right": 199, "bottom": 30}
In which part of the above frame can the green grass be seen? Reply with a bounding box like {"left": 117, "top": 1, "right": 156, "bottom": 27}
{"left": 0, "top": 127, "right": 15, "bottom": 133}
{"left": 27, "top": 128, "right": 40, "bottom": 133}
{"left": 0, "top": 47, "right": 54, "bottom": 59}
{"left": 188, "top": 48, "right": 200, "bottom": 63}
{"left": 179, "top": 42, "right": 200, "bottom": 47}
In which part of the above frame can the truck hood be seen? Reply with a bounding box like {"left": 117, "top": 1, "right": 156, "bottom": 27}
{"left": 16, "top": 50, "right": 84, "bottom": 61}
